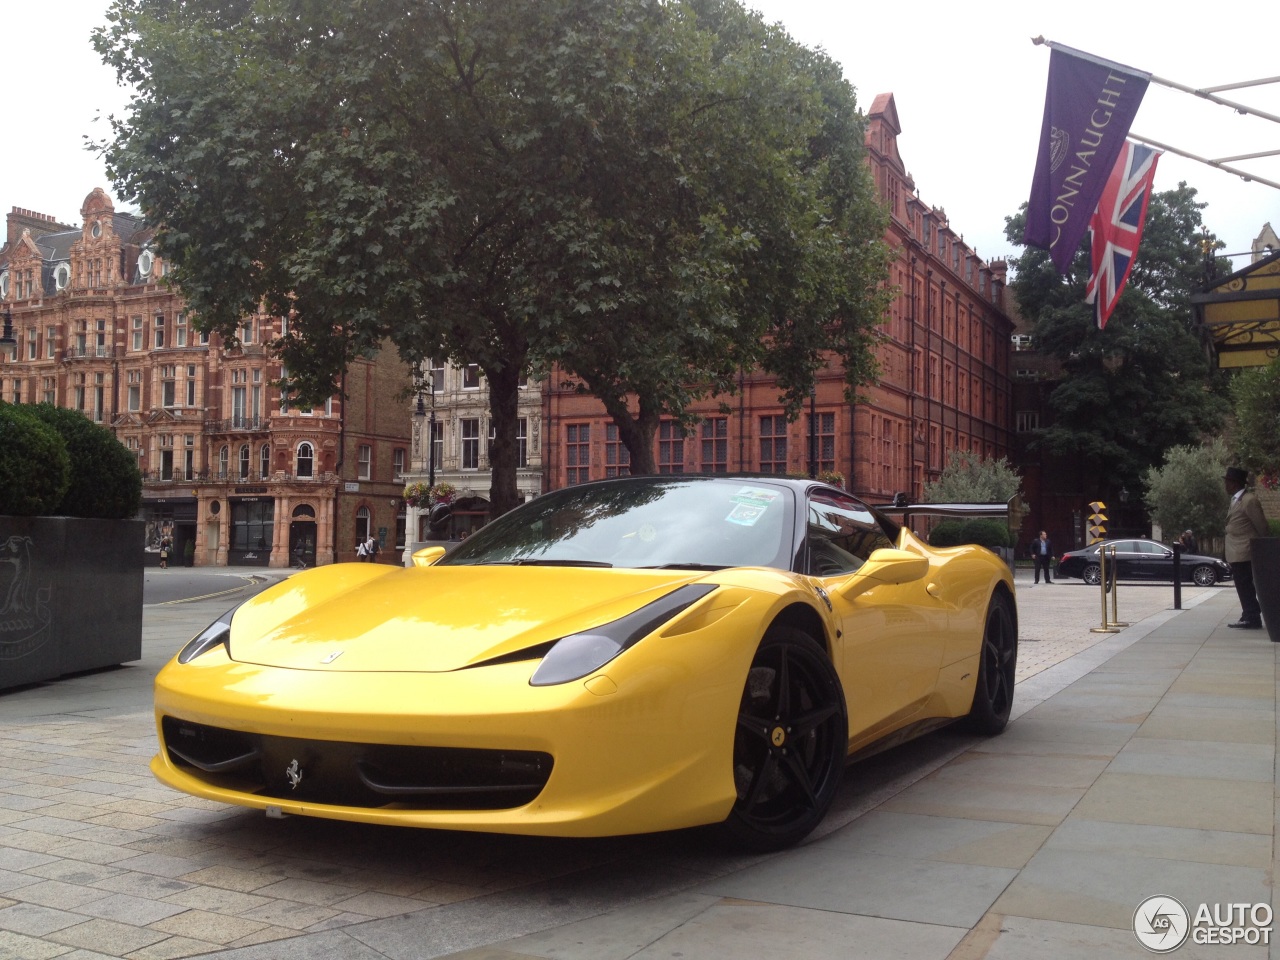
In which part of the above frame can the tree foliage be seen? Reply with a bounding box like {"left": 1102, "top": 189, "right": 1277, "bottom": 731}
{"left": 1229, "top": 356, "right": 1280, "bottom": 486}
{"left": 95, "top": 0, "right": 890, "bottom": 510}
{"left": 0, "top": 404, "right": 70, "bottom": 517}
{"left": 1005, "top": 184, "right": 1231, "bottom": 494}
{"left": 922, "top": 450, "right": 1022, "bottom": 504}
{"left": 24, "top": 405, "right": 143, "bottom": 519}
{"left": 1143, "top": 438, "right": 1230, "bottom": 542}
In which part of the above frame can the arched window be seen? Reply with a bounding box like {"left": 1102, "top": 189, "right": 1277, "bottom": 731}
{"left": 239, "top": 444, "right": 250, "bottom": 480}
{"left": 219, "top": 445, "right": 229, "bottom": 478}
{"left": 297, "top": 442, "right": 314, "bottom": 478}
{"left": 260, "top": 444, "right": 271, "bottom": 479}
{"left": 356, "top": 506, "right": 371, "bottom": 543}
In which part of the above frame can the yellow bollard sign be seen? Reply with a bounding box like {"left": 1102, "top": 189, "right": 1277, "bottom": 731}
{"left": 1087, "top": 500, "right": 1108, "bottom": 544}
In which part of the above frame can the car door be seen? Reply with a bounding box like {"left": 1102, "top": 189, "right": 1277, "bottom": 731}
{"left": 1109, "top": 540, "right": 1143, "bottom": 580}
{"left": 1134, "top": 541, "right": 1172, "bottom": 580}
{"left": 804, "top": 491, "right": 948, "bottom": 742}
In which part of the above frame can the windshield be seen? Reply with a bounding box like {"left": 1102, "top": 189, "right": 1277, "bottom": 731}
{"left": 439, "top": 477, "right": 795, "bottom": 570}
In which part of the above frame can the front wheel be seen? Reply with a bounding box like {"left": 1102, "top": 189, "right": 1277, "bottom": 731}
{"left": 719, "top": 627, "right": 847, "bottom": 852}
{"left": 1191, "top": 564, "right": 1217, "bottom": 587}
{"left": 1082, "top": 563, "right": 1102, "bottom": 586}
{"left": 961, "top": 591, "right": 1017, "bottom": 735}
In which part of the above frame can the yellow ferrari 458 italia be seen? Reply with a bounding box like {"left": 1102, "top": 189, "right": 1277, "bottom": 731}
{"left": 152, "top": 476, "right": 1017, "bottom": 850}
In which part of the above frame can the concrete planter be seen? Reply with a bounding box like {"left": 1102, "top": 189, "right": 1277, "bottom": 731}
{"left": 0, "top": 516, "right": 144, "bottom": 690}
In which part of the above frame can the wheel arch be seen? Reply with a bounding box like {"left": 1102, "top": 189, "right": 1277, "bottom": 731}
{"left": 767, "top": 601, "right": 833, "bottom": 657}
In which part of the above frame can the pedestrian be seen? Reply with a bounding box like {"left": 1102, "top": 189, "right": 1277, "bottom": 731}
{"left": 1031, "top": 530, "right": 1054, "bottom": 584}
{"left": 1223, "top": 466, "right": 1269, "bottom": 631}
{"left": 356, "top": 539, "right": 368, "bottom": 562}
{"left": 365, "top": 534, "right": 380, "bottom": 563}
{"left": 159, "top": 537, "right": 170, "bottom": 569}
{"left": 1178, "top": 529, "right": 1199, "bottom": 555}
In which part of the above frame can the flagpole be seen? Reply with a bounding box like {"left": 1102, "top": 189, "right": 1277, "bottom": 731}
{"left": 1126, "top": 133, "right": 1280, "bottom": 191}
{"left": 1033, "top": 37, "right": 1280, "bottom": 126}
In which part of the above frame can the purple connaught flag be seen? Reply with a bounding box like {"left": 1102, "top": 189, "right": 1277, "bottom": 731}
{"left": 1086, "top": 140, "right": 1161, "bottom": 330}
{"left": 1024, "top": 44, "right": 1150, "bottom": 273}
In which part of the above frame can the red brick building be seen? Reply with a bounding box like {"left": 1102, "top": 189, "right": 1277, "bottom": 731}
{"left": 544, "top": 94, "right": 1016, "bottom": 501}
{"left": 0, "top": 189, "right": 411, "bottom": 567}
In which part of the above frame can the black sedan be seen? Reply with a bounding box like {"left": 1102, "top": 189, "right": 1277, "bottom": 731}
{"left": 1057, "top": 539, "right": 1231, "bottom": 587}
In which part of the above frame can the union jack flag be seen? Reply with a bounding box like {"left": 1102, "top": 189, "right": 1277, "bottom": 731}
{"left": 1086, "top": 139, "right": 1162, "bottom": 329}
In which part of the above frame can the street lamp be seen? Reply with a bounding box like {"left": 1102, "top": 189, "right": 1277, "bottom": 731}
{"left": 415, "top": 366, "right": 436, "bottom": 489}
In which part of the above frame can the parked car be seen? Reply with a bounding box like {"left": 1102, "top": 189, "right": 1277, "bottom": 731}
{"left": 152, "top": 475, "right": 1017, "bottom": 851}
{"left": 1058, "top": 538, "right": 1231, "bottom": 586}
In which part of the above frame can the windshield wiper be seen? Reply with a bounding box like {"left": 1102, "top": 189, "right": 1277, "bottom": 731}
{"left": 640, "top": 563, "right": 728, "bottom": 571}
{"left": 491, "top": 558, "right": 614, "bottom": 568}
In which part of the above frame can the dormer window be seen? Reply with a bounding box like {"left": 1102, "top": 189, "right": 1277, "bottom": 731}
{"left": 138, "top": 249, "right": 154, "bottom": 279}
{"left": 91, "top": 221, "right": 102, "bottom": 239}
{"left": 54, "top": 263, "right": 71, "bottom": 291}
{"left": 0, "top": 269, "right": 8, "bottom": 299}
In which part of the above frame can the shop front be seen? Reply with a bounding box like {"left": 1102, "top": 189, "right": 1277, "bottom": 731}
{"left": 227, "top": 496, "right": 275, "bottom": 566}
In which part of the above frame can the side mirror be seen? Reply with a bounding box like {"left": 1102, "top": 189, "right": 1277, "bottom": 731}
{"left": 411, "top": 545, "right": 447, "bottom": 568}
{"left": 834, "top": 548, "right": 929, "bottom": 600}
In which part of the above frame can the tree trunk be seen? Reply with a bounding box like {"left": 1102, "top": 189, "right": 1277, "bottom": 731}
{"left": 598, "top": 392, "right": 660, "bottom": 475}
{"left": 485, "top": 357, "right": 524, "bottom": 519}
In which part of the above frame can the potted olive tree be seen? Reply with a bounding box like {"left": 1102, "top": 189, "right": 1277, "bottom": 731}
{"left": 1231, "top": 358, "right": 1280, "bottom": 641}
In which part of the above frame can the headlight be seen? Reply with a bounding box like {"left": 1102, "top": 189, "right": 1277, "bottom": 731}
{"left": 529, "top": 583, "right": 717, "bottom": 686}
{"left": 177, "top": 607, "right": 238, "bottom": 664}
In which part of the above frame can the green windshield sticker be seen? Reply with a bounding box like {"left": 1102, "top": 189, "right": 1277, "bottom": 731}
{"left": 726, "top": 488, "right": 778, "bottom": 526}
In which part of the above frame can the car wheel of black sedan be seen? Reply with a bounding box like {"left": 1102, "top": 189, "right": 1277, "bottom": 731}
{"left": 1191, "top": 564, "right": 1217, "bottom": 587}
{"left": 720, "top": 627, "right": 847, "bottom": 852}
{"left": 1082, "top": 563, "right": 1102, "bottom": 586}
{"left": 961, "top": 591, "right": 1017, "bottom": 735}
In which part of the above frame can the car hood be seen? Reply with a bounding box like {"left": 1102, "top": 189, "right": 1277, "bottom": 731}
{"left": 228, "top": 565, "right": 712, "bottom": 672}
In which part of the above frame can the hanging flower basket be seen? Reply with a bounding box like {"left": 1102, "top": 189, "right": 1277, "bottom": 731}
{"left": 403, "top": 481, "right": 458, "bottom": 509}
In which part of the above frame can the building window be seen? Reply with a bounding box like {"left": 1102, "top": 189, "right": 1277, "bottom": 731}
{"left": 807, "top": 411, "right": 836, "bottom": 474}
{"left": 701, "top": 417, "right": 728, "bottom": 472}
{"left": 154, "top": 314, "right": 165, "bottom": 349}
{"left": 161, "top": 365, "right": 176, "bottom": 408}
{"left": 27, "top": 327, "right": 36, "bottom": 360}
{"left": 566, "top": 423, "right": 591, "bottom": 485}
{"left": 461, "top": 419, "right": 480, "bottom": 470}
{"left": 127, "top": 370, "right": 142, "bottom": 411}
{"left": 605, "top": 424, "right": 630, "bottom": 478}
{"left": 297, "top": 442, "right": 314, "bottom": 478}
{"left": 358, "top": 444, "right": 372, "bottom": 479}
{"left": 516, "top": 418, "right": 528, "bottom": 468}
{"left": 239, "top": 443, "right": 251, "bottom": 480}
{"left": 42, "top": 377, "right": 55, "bottom": 405}
{"left": 186, "top": 366, "right": 197, "bottom": 407}
{"left": 429, "top": 358, "right": 445, "bottom": 392}
{"left": 1016, "top": 411, "right": 1040, "bottom": 433}
{"left": 132, "top": 316, "right": 143, "bottom": 351}
{"left": 463, "top": 364, "right": 481, "bottom": 389}
{"left": 355, "top": 506, "right": 371, "bottom": 545}
{"left": 260, "top": 443, "right": 271, "bottom": 478}
{"left": 658, "top": 421, "right": 685, "bottom": 474}
{"left": 175, "top": 312, "right": 187, "bottom": 347}
{"left": 219, "top": 445, "right": 230, "bottom": 478}
{"left": 759, "top": 415, "right": 788, "bottom": 473}
{"left": 393, "top": 448, "right": 406, "bottom": 477}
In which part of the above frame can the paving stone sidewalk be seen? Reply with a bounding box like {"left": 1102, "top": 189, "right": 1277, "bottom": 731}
{"left": 0, "top": 573, "right": 1261, "bottom": 960}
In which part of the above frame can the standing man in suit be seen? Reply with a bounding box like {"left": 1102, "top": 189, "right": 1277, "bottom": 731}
{"left": 1224, "top": 466, "right": 1270, "bottom": 631}
{"left": 1032, "top": 530, "right": 1054, "bottom": 584}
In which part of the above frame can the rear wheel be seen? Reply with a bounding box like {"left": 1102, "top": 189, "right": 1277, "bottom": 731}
{"left": 962, "top": 591, "right": 1017, "bottom": 735}
{"left": 719, "top": 627, "right": 847, "bottom": 852}
{"left": 1191, "top": 564, "right": 1216, "bottom": 587}
{"left": 1082, "top": 563, "right": 1102, "bottom": 586}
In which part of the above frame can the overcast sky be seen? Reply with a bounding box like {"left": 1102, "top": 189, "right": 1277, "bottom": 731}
{"left": 5, "top": 0, "right": 1278, "bottom": 272}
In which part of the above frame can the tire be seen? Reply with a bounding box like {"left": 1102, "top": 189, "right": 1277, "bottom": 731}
{"left": 961, "top": 591, "right": 1017, "bottom": 735}
{"left": 719, "top": 627, "right": 847, "bottom": 852}
{"left": 1191, "top": 565, "right": 1216, "bottom": 587}
{"left": 1082, "top": 563, "right": 1102, "bottom": 586}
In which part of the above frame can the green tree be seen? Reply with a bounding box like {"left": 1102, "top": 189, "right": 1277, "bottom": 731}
{"left": 0, "top": 404, "right": 71, "bottom": 517}
{"left": 1143, "top": 438, "right": 1230, "bottom": 542}
{"left": 95, "top": 0, "right": 890, "bottom": 510}
{"left": 923, "top": 450, "right": 1022, "bottom": 503}
{"left": 1005, "top": 184, "right": 1231, "bottom": 495}
{"left": 1229, "top": 356, "right": 1280, "bottom": 487}
{"left": 24, "top": 405, "right": 142, "bottom": 520}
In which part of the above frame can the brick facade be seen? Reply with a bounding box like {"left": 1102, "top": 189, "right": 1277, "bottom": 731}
{"left": 543, "top": 93, "right": 1016, "bottom": 502}
{"left": 0, "top": 189, "right": 410, "bottom": 567}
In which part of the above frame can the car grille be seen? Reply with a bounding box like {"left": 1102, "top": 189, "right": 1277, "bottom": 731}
{"left": 161, "top": 716, "right": 553, "bottom": 810}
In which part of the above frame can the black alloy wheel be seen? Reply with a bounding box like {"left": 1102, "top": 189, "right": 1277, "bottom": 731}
{"left": 1082, "top": 563, "right": 1102, "bottom": 586}
{"left": 962, "top": 591, "right": 1018, "bottom": 735}
{"left": 720, "top": 627, "right": 847, "bottom": 852}
{"left": 1191, "top": 565, "right": 1217, "bottom": 587}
